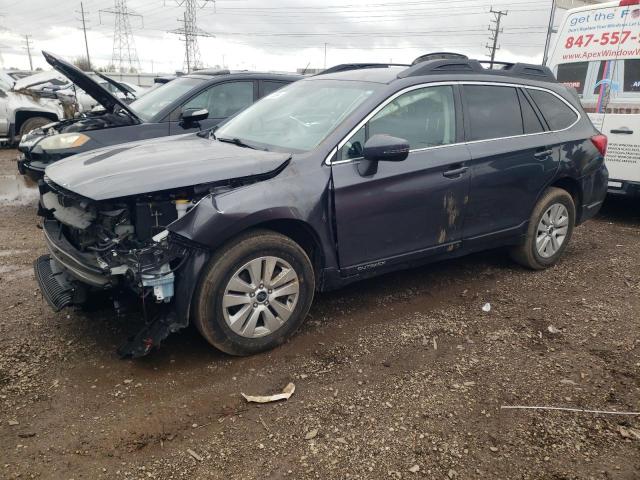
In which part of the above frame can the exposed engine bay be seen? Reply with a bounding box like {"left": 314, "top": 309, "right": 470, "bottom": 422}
{"left": 36, "top": 168, "right": 283, "bottom": 357}
{"left": 37, "top": 109, "right": 137, "bottom": 136}
{"left": 39, "top": 178, "right": 202, "bottom": 302}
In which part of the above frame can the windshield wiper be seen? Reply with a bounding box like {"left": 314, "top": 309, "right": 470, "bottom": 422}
{"left": 217, "top": 136, "right": 259, "bottom": 150}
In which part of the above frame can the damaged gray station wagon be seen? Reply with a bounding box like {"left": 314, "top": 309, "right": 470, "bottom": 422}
{"left": 35, "top": 56, "right": 609, "bottom": 357}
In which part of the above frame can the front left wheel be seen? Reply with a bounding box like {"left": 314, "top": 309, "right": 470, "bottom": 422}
{"left": 193, "top": 230, "right": 315, "bottom": 356}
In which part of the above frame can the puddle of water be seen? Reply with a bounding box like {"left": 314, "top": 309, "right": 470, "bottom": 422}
{"left": 0, "top": 264, "right": 33, "bottom": 280}
{"left": 0, "top": 249, "right": 30, "bottom": 257}
{"left": 0, "top": 174, "right": 38, "bottom": 205}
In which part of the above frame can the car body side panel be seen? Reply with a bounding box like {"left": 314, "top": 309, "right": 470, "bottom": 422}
{"left": 167, "top": 161, "right": 339, "bottom": 273}
{"left": 331, "top": 145, "right": 471, "bottom": 271}
{"left": 463, "top": 133, "right": 562, "bottom": 243}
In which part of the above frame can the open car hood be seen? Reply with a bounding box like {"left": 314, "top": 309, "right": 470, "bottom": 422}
{"left": 41, "top": 51, "right": 141, "bottom": 120}
{"left": 44, "top": 134, "right": 291, "bottom": 201}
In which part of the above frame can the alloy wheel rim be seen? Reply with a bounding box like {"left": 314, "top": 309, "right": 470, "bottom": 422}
{"left": 222, "top": 256, "right": 300, "bottom": 338}
{"left": 536, "top": 203, "right": 569, "bottom": 258}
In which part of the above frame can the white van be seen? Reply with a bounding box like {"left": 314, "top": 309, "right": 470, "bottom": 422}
{"left": 548, "top": 0, "right": 640, "bottom": 196}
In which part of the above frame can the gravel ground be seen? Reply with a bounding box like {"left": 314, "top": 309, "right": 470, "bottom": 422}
{"left": 0, "top": 148, "right": 638, "bottom": 480}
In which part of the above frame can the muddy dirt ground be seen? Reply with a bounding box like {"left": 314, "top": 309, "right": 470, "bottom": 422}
{"left": 0, "top": 148, "right": 638, "bottom": 480}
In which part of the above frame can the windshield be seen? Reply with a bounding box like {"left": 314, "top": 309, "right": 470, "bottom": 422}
{"left": 129, "top": 77, "right": 204, "bottom": 121}
{"left": 215, "top": 79, "right": 381, "bottom": 152}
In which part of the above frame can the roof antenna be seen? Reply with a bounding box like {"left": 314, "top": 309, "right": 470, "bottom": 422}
{"left": 301, "top": 61, "right": 311, "bottom": 75}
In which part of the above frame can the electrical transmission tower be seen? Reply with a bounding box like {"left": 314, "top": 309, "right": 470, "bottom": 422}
{"left": 486, "top": 8, "right": 508, "bottom": 68}
{"left": 100, "top": 0, "right": 143, "bottom": 72}
{"left": 170, "top": 0, "right": 215, "bottom": 73}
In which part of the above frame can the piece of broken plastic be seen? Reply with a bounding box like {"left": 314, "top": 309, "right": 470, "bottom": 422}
{"left": 241, "top": 382, "right": 295, "bottom": 403}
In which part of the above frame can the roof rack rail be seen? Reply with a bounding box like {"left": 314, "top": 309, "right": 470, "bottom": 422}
{"left": 316, "top": 63, "right": 410, "bottom": 75}
{"left": 411, "top": 52, "right": 468, "bottom": 65}
{"left": 397, "top": 58, "right": 556, "bottom": 82}
{"left": 191, "top": 68, "right": 231, "bottom": 76}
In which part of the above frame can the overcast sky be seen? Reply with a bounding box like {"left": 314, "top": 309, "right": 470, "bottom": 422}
{"left": 0, "top": 0, "right": 555, "bottom": 74}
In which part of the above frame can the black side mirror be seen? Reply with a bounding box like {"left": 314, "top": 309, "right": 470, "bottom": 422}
{"left": 181, "top": 108, "right": 209, "bottom": 125}
{"left": 358, "top": 134, "right": 409, "bottom": 176}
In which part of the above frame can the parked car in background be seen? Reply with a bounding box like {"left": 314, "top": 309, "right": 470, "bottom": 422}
{"left": 0, "top": 69, "right": 68, "bottom": 146}
{"left": 547, "top": 0, "right": 640, "bottom": 196}
{"left": 33, "top": 56, "right": 608, "bottom": 358}
{"left": 17, "top": 51, "right": 301, "bottom": 180}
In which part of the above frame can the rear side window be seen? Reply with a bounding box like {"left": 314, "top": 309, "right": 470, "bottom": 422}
{"left": 527, "top": 89, "right": 577, "bottom": 131}
{"left": 464, "top": 85, "right": 523, "bottom": 141}
{"left": 556, "top": 62, "right": 588, "bottom": 95}
{"left": 517, "top": 89, "right": 544, "bottom": 134}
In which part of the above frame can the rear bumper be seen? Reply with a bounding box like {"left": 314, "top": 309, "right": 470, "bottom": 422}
{"left": 607, "top": 179, "right": 640, "bottom": 197}
{"left": 577, "top": 163, "right": 608, "bottom": 224}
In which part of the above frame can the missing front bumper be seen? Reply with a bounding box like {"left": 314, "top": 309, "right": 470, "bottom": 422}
{"left": 34, "top": 255, "right": 80, "bottom": 311}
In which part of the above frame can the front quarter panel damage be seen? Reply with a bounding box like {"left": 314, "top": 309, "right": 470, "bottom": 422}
{"left": 166, "top": 160, "right": 338, "bottom": 282}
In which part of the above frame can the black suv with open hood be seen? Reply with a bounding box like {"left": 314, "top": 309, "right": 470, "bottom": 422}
{"left": 17, "top": 51, "right": 301, "bottom": 180}
{"left": 34, "top": 57, "right": 608, "bottom": 358}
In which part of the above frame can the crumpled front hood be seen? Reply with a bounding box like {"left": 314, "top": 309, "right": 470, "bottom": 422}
{"left": 45, "top": 134, "right": 292, "bottom": 201}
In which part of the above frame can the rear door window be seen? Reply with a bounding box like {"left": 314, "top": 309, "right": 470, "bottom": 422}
{"left": 556, "top": 62, "right": 589, "bottom": 95}
{"left": 527, "top": 89, "right": 578, "bottom": 131}
{"left": 518, "top": 89, "right": 545, "bottom": 134}
{"left": 261, "top": 81, "right": 288, "bottom": 98}
{"left": 463, "top": 85, "right": 523, "bottom": 141}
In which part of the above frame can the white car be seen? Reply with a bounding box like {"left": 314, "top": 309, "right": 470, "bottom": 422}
{"left": 1, "top": 68, "right": 147, "bottom": 146}
{"left": 547, "top": 0, "right": 640, "bottom": 196}
{"left": 0, "top": 70, "right": 66, "bottom": 145}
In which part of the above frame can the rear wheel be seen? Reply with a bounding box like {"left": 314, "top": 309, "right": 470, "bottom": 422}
{"left": 510, "top": 187, "right": 576, "bottom": 270}
{"left": 194, "top": 230, "right": 315, "bottom": 356}
{"left": 19, "top": 116, "right": 52, "bottom": 137}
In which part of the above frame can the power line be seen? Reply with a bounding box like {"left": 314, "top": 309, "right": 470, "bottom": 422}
{"left": 100, "top": 0, "right": 143, "bottom": 72}
{"left": 486, "top": 7, "right": 508, "bottom": 67}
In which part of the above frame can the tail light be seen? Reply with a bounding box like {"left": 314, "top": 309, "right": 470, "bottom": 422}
{"left": 620, "top": 0, "right": 640, "bottom": 6}
{"left": 591, "top": 134, "right": 608, "bottom": 156}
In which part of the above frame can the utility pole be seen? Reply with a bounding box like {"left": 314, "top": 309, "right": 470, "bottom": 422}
{"left": 79, "top": 2, "right": 91, "bottom": 69}
{"left": 23, "top": 35, "right": 33, "bottom": 70}
{"left": 169, "top": 0, "right": 215, "bottom": 72}
{"left": 486, "top": 8, "right": 508, "bottom": 68}
{"left": 324, "top": 43, "right": 327, "bottom": 69}
{"left": 100, "top": 0, "right": 143, "bottom": 72}
{"left": 543, "top": 0, "right": 557, "bottom": 65}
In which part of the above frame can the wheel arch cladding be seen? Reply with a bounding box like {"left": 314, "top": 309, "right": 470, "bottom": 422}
{"left": 550, "top": 177, "right": 582, "bottom": 223}
{"left": 167, "top": 194, "right": 327, "bottom": 276}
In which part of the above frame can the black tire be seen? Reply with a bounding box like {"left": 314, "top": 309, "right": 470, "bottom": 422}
{"left": 193, "top": 229, "right": 315, "bottom": 356}
{"left": 19, "top": 116, "right": 51, "bottom": 137}
{"left": 510, "top": 187, "right": 576, "bottom": 270}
